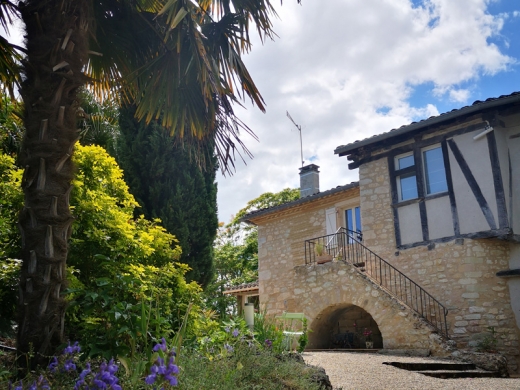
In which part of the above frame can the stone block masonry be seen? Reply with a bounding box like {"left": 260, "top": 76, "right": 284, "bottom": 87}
{"left": 359, "top": 158, "right": 520, "bottom": 373}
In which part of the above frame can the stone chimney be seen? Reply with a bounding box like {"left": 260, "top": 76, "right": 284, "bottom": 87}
{"left": 299, "top": 164, "right": 320, "bottom": 197}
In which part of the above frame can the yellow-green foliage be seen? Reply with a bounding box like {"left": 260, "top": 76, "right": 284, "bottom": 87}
{"left": 69, "top": 144, "right": 182, "bottom": 278}
{"left": 0, "top": 153, "right": 23, "bottom": 258}
{"left": 0, "top": 145, "right": 203, "bottom": 349}
{"left": 0, "top": 154, "right": 23, "bottom": 334}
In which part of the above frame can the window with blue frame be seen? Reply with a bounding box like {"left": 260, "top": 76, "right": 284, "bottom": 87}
{"left": 423, "top": 146, "right": 448, "bottom": 195}
{"left": 395, "top": 153, "right": 418, "bottom": 201}
{"left": 394, "top": 144, "right": 448, "bottom": 202}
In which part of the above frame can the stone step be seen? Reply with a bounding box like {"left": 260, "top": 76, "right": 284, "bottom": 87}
{"left": 383, "top": 361, "right": 502, "bottom": 379}
{"left": 420, "top": 370, "right": 502, "bottom": 379}
{"left": 383, "top": 361, "right": 476, "bottom": 371}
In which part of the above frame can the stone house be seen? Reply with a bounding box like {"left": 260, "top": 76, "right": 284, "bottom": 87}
{"left": 241, "top": 92, "right": 520, "bottom": 373}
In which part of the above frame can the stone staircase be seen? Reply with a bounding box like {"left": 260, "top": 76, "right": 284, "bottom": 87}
{"left": 306, "top": 228, "right": 449, "bottom": 337}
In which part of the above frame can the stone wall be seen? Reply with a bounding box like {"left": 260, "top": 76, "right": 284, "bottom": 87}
{"left": 294, "top": 261, "right": 452, "bottom": 355}
{"left": 359, "top": 158, "right": 520, "bottom": 373}
{"left": 256, "top": 188, "right": 359, "bottom": 314}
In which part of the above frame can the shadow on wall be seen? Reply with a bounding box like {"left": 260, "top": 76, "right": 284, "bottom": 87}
{"left": 308, "top": 304, "right": 383, "bottom": 349}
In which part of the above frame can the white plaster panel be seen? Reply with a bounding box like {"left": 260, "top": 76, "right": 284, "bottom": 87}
{"left": 449, "top": 132, "right": 496, "bottom": 234}
{"left": 397, "top": 203, "right": 423, "bottom": 245}
{"left": 495, "top": 128, "right": 510, "bottom": 223}
{"left": 507, "top": 128, "right": 520, "bottom": 234}
{"left": 425, "top": 196, "right": 454, "bottom": 239}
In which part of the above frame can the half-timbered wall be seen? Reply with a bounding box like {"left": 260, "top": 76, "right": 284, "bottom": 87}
{"left": 385, "top": 117, "right": 518, "bottom": 249}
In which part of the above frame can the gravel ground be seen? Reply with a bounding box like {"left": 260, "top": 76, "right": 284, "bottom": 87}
{"left": 303, "top": 351, "right": 520, "bottom": 390}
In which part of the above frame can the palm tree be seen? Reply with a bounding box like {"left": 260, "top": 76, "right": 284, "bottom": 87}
{"left": 0, "top": 0, "right": 291, "bottom": 366}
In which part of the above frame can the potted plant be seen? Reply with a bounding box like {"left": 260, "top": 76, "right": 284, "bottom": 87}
{"left": 363, "top": 328, "right": 373, "bottom": 349}
{"left": 315, "top": 242, "right": 332, "bottom": 264}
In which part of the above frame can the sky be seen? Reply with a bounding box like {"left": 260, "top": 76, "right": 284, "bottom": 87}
{"left": 2, "top": 1, "right": 519, "bottom": 223}
{"left": 215, "top": 0, "right": 520, "bottom": 223}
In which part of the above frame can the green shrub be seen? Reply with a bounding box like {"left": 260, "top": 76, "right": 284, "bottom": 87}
{"left": 179, "top": 343, "right": 323, "bottom": 390}
{"left": 0, "top": 153, "right": 22, "bottom": 336}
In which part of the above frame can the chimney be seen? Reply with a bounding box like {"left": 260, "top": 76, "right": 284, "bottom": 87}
{"left": 299, "top": 164, "right": 320, "bottom": 197}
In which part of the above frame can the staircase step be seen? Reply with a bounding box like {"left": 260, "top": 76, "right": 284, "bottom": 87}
{"left": 383, "top": 362, "right": 476, "bottom": 371}
{"left": 353, "top": 262, "right": 365, "bottom": 268}
{"left": 383, "top": 362, "right": 501, "bottom": 379}
{"left": 420, "top": 371, "right": 502, "bottom": 379}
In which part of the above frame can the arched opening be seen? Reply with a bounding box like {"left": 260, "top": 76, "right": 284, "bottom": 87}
{"left": 308, "top": 304, "right": 383, "bottom": 349}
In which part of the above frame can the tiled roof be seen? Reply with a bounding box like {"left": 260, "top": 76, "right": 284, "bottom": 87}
{"left": 240, "top": 182, "right": 359, "bottom": 224}
{"left": 223, "top": 280, "right": 259, "bottom": 294}
{"left": 335, "top": 91, "right": 520, "bottom": 157}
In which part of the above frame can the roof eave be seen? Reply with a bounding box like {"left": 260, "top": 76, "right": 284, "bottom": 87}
{"left": 334, "top": 92, "right": 520, "bottom": 157}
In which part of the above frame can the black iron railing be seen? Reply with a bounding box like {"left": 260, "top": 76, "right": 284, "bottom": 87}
{"left": 304, "top": 228, "right": 449, "bottom": 337}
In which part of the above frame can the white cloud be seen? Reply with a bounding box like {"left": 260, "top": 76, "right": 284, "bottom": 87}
{"left": 217, "top": 0, "right": 517, "bottom": 222}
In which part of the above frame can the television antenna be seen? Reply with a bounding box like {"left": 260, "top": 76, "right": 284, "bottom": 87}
{"left": 286, "top": 111, "right": 304, "bottom": 167}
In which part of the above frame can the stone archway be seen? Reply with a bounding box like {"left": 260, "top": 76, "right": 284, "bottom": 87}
{"left": 308, "top": 303, "right": 382, "bottom": 349}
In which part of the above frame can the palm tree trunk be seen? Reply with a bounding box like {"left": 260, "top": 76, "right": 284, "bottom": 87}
{"left": 17, "top": 0, "right": 90, "bottom": 366}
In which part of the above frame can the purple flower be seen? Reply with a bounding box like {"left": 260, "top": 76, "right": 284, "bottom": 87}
{"left": 63, "top": 341, "right": 81, "bottom": 355}
{"left": 232, "top": 329, "right": 240, "bottom": 337}
{"left": 165, "top": 374, "right": 178, "bottom": 386}
{"left": 64, "top": 358, "right": 77, "bottom": 372}
{"left": 224, "top": 326, "right": 230, "bottom": 333}
{"left": 145, "top": 339, "right": 179, "bottom": 387}
{"left": 264, "top": 339, "right": 273, "bottom": 348}
{"left": 153, "top": 338, "right": 167, "bottom": 352}
{"left": 224, "top": 343, "right": 234, "bottom": 353}
{"left": 48, "top": 356, "right": 59, "bottom": 373}
{"left": 145, "top": 374, "right": 157, "bottom": 385}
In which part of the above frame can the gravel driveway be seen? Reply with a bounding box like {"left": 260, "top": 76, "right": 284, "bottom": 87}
{"left": 303, "top": 351, "right": 520, "bottom": 390}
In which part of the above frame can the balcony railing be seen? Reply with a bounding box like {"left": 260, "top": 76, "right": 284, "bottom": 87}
{"left": 304, "top": 228, "right": 449, "bottom": 337}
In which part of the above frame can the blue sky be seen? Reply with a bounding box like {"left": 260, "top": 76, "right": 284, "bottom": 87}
{"left": 216, "top": 0, "right": 520, "bottom": 222}
{"left": 1, "top": 1, "right": 518, "bottom": 223}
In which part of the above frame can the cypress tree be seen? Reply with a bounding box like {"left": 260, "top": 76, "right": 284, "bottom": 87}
{"left": 117, "top": 106, "right": 218, "bottom": 287}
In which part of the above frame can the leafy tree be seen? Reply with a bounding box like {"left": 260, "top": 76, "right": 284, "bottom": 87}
{"left": 0, "top": 0, "right": 285, "bottom": 362}
{"left": 117, "top": 106, "right": 218, "bottom": 287}
{"left": 0, "top": 145, "right": 202, "bottom": 354}
{"left": 69, "top": 144, "right": 183, "bottom": 278}
{"left": 206, "top": 188, "right": 299, "bottom": 316}
{"left": 0, "top": 94, "right": 23, "bottom": 158}
{"left": 0, "top": 153, "right": 23, "bottom": 334}
{"left": 77, "top": 89, "right": 120, "bottom": 156}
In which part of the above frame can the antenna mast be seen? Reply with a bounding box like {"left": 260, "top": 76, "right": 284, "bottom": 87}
{"left": 286, "top": 111, "right": 304, "bottom": 167}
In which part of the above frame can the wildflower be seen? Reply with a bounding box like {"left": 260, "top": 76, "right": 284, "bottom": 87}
{"left": 145, "top": 373, "right": 156, "bottom": 385}
{"left": 232, "top": 329, "right": 240, "bottom": 337}
{"left": 37, "top": 375, "right": 50, "bottom": 390}
{"left": 264, "top": 339, "right": 273, "bottom": 348}
{"left": 153, "top": 337, "right": 167, "bottom": 352}
{"left": 224, "top": 343, "right": 234, "bottom": 353}
{"left": 145, "top": 338, "right": 179, "bottom": 387}
{"left": 64, "top": 341, "right": 81, "bottom": 355}
{"left": 48, "top": 356, "right": 59, "bottom": 373}
{"left": 64, "top": 358, "right": 77, "bottom": 372}
{"left": 74, "top": 363, "right": 92, "bottom": 389}
{"left": 224, "top": 326, "right": 230, "bottom": 333}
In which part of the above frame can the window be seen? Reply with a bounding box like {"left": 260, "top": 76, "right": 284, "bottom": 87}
{"left": 345, "top": 206, "right": 362, "bottom": 242}
{"left": 394, "top": 145, "right": 448, "bottom": 202}
{"left": 345, "top": 207, "right": 362, "bottom": 233}
{"left": 395, "top": 153, "right": 418, "bottom": 201}
{"left": 423, "top": 146, "right": 448, "bottom": 195}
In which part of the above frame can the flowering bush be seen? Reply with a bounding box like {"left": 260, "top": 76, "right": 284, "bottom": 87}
{"left": 143, "top": 338, "right": 179, "bottom": 388}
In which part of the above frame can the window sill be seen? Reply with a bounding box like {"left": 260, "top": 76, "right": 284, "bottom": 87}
{"left": 392, "top": 191, "right": 448, "bottom": 208}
